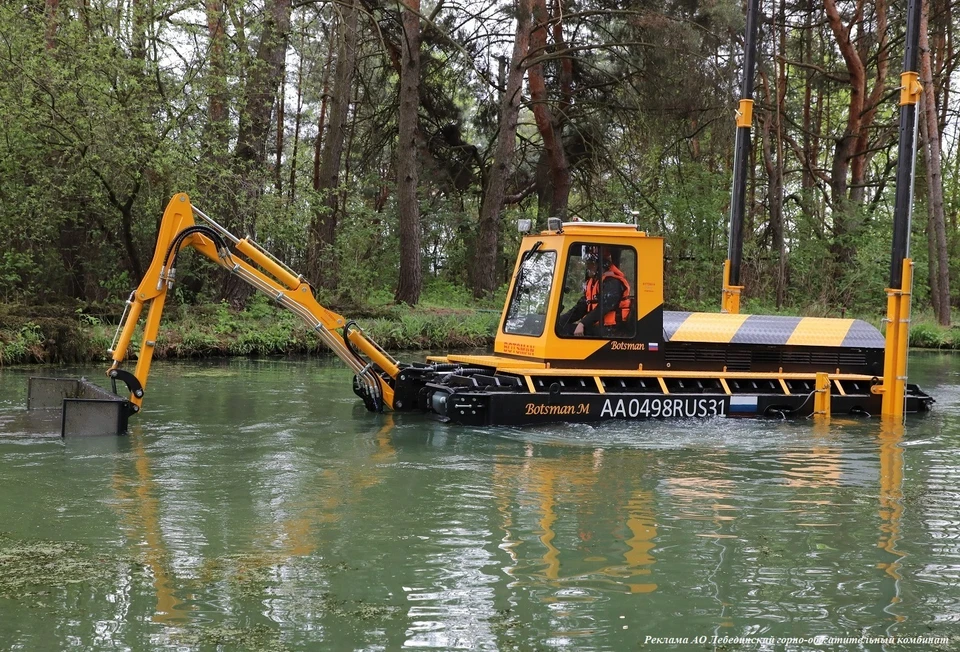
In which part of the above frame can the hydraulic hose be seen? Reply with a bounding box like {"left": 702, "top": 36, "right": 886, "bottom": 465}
{"left": 163, "top": 225, "right": 229, "bottom": 272}
{"left": 342, "top": 321, "right": 373, "bottom": 368}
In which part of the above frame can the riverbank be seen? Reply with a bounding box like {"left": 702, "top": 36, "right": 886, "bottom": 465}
{"left": 2, "top": 301, "right": 958, "bottom": 366}
{"left": 0, "top": 300, "right": 500, "bottom": 365}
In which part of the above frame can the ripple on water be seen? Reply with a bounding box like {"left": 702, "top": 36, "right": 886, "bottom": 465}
{"left": 916, "top": 458, "right": 960, "bottom": 580}
{"left": 395, "top": 474, "right": 502, "bottom": 649}
{"left": 485, "top": 417, "right": 886, "bottom": 454}
{"left": 0, "top": 408, "right": 64, "bottom": 439}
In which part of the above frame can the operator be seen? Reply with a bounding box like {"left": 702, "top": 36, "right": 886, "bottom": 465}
{"left": 558, "top": 247, "right": 631, "bottom": 337}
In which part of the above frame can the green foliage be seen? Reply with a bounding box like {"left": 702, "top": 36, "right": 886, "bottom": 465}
{"left": 0, "top": 252, "right": 34, "bottom": 300}
{"left": 156, "top": 299, "right": 309, "bottom": 357}
{"left": 907, "top": 314, "right": 960, "bottom": 349}
{"left": 910, "top": 322, "right": 952, "bottom": 349}
{"left": 362, "top": 307, "right": 499, "bottom": 351}
{"left": 334, "top": 192, "right": 400, "bottom": 304}
{"left": 420, "top": 278, "right": 476, "bottom": 307}
{"left": 659, "top": 162, "right": 730, "bottom": 307}
{"left": 0, "top": 322, "right": 44, "bottom": 366}
{"left": 0, "top": 2, "right": 200, "bottom": 305}
{"left": 99, "top": 271, "right": 132, "bottom": 300}
{"left": 172, "top": 327, "right": 223, "bottom": 357}
{"left": 838, "top": 218, "right": 894, "bottom": 313}
{"left": 780, "top": 234, "right": 836, "bottom": 310}
{"left": 0, "top": 0, "right": 956, "bottom": 325}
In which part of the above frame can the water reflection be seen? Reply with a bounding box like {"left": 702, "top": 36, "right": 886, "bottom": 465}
{"left": 877, "top": 421, "right": 906, "bottom": 627}
{"left": 665, "top": 474, "right": 737, "bottom": 524}
{"left": 492, "top": 444, "right": 659, "bottom": 599}
{"left": 780, "top": 446, "right": 842, "bottom": 488}
{"left": 1, "top": 354, "right": 959, "bottom": 649}
{"left": 110, "top": 429, "right": 184, "bottom": 624}
{"left": 621, "top": 490, "right": 657, "bottom": 593}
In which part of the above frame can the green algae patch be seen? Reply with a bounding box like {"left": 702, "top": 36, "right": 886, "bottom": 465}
{"left": 170, "top": 593, "right": 397, "bottom": 651}
{"left": 175, "top": 623, "right": 290, "bottom": 652}
{"left": 318, "top": 592, "right": 400, "bottom": 621}
{"left": 0, "top": 534, "right": 122, "bottom": 599}
{"left": 180, "top": 370, "right": 241, "bottom": 378}
{"left": 196, "top": 552, "right": 353, "bottom": 600}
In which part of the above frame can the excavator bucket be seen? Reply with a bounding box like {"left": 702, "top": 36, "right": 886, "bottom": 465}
{"left": 27, "top": 377, "right": 134, "bottom": 437}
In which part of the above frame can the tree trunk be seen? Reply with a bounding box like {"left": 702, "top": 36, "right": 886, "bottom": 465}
{"left": 44, "top": 0, "right": 59, "bottom": 50}
{"left": 205, "top": 0, "right": 229, "bottom": 155}
{"left": 823, "top": 0, "right": 887, "bottom": 268}
{"left": 234, "top": 0, "right": 292, "bottom": 174}
{"left": 528, "top": 0, "right": 570, "bottom": 220}
{"left": 849, "top": 0, "right": 888, "bottom": 206}
{"left": 312, "top": 31, "right": 334, "bottom": 191}
{"left": 923, "top": 155, "right": 941, "bottom": 320}
{"left": 472, "top": 0, "right": 532, "bottom": 298}
{"left": 131, "top": 0, "right": 147, "bottom": 62}
{"left": 774, "top": 0, "right": 788, "bottom": 309}
{"left": 288, "top": 32, "right": 304, "bottom": 202}
{"left": 920, "top": 0, "right": 951, "bottom": 325}
{"left": 199, "top": 0, "right": 230, "bottom": 248}
{"left": 801, "top": 0, "right": 814, "bottom": 194}
{"left": 59, "top": 215, "right": 88, "bottom": 300}
{"left": 275, "top": 73, "right": 285, "bottom": 192}
{"left": 798, "top": 0, "right": 825, "bottom": 232}
{"left": 307, "top": 0, "right": 359, "bottom": 289}
{"left": 221, "top": 0, "right": 290, "bottom": 304}
{"left": 394, "top": 0, "right": 422, "bottom": 305}
{"left": 932, "top": 0, "right": 950, "bottom": 134}
{"left": 823, "top": 0, "right": 864, "bottom": 261}
{"left": 759, "top": 69, "right": 786, "bottom": 310}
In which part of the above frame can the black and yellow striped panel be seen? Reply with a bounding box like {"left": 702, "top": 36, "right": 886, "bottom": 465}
{"left": 663, "top": 311, "right": 884, "bottom": 348}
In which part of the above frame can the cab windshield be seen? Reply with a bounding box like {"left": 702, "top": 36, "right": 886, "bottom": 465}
{"left": 503, "top": 249, "right": 556, "bottom": 336}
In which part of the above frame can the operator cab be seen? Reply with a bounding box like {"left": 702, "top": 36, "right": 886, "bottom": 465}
{"left": 553, "top": 244, "right": 637, "bottom": 338}
{"left": 496, "top": 221, "right": 665, "bottom": 369}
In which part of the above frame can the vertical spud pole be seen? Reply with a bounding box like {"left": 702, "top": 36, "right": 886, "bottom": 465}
{"left": 722, "top": 0, "right": 760, "bottom": 314}
{"left": 882, "top": 0, "right": 923, "bottom": 420}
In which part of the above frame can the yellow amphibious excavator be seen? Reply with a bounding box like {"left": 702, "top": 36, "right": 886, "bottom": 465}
{"left": 30, "top": 0, "right": 933, "bottom": 434}
{"left": 38, "top": 192, "right": 928, "bottom": 434}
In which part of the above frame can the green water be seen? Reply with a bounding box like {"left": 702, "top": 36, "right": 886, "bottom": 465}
{"left": 1, "top": 353, "right": 959, "bottom": 651}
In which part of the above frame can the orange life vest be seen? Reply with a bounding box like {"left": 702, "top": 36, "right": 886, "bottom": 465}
{"left": 585, "top": 264, "right": 631, "bottom": 326}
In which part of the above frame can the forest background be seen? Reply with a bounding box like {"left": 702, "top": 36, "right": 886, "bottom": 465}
{"left": 1, "top": 0, "right": 960, "bottom": 362}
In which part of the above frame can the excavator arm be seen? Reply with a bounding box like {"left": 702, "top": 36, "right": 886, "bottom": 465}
{"left": 106, "top": 193, "right": 398, "bottom": 413}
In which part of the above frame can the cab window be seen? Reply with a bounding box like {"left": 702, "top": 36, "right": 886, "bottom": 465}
{"left": 556, "top": 243, "right": 637, "bottom": 339}
{"left": 503, "top": 249, "right": 556, "bottom": 336}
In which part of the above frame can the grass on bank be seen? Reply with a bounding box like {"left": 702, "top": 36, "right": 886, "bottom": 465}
{"left": 0, "top": 285, "right": 504, "bottom": 365}
{"left": 1, "top": 289, "right": 959, "bottom": 366}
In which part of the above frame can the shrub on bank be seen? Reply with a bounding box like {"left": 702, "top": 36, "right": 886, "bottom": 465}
{"left": 0, "top": 298, "right": 501, "bottom": 365}
{"left": 908, "top": 320, "right": 958, "bottom": 349}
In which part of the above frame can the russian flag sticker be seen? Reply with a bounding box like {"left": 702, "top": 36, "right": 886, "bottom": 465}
{"left": 729, "top": 395, "right": 758, "bottom": 413}
{"left": 649, "top": 342, "right": 659, "bottom": 351}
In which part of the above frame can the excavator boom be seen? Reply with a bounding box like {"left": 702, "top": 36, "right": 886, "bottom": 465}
{"left": 106, "top": 194, "right": 397, "bottom": 414}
